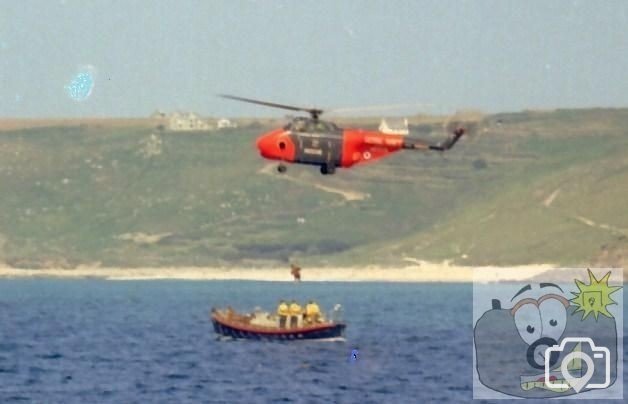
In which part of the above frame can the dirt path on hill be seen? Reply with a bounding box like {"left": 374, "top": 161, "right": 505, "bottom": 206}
{"left": 258, "top": 164, "right": 369, "bottom": 201}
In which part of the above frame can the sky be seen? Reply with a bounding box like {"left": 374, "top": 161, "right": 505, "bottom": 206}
{"left": 1, "top": 0, "right": 627, "bottom": 118}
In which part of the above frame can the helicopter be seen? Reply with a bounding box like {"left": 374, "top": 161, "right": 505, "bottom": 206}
{"left": 220, "top": 94, "right": 469, "bottom": 175}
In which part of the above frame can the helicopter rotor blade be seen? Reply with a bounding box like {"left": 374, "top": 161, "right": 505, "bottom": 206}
{"left": 327, "top": 103, "right": 434, "bottom": 116}
{"left": 219, "top": 94, "right": 324, "bottom": 119}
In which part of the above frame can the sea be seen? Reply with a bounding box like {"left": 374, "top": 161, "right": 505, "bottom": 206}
{"left": 0, "top": 280, "right": 625, "bottom": 403}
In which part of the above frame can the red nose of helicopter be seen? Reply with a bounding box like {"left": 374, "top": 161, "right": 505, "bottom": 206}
{"left": 256, "top": 129, "right": 295, "bottom": 162}
{"left": 255, "top": 132, "right": 276, "bottom": 158}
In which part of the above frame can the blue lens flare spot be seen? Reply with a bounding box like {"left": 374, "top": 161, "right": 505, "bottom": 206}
{"left": 65, "top": 67, "right": 95, "bottom": 102}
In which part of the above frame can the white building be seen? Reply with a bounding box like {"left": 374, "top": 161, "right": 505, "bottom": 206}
{"left": 379, "top": 118, "right": 409, "bottom": 136}
{"left": 216, "top": 118, "right": 238, "bottom": 129}
{"left": 169, "top": 112, "right": 211, "bottom": 131}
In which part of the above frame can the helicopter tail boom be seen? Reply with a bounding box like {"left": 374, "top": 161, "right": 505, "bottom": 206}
{"left": 402, "top": 128, "right": 465, "bottom": 152}
{"left": 429, "top": 128, "right": 465, "bottom": 151}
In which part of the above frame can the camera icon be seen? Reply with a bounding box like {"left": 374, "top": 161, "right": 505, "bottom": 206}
{"left": 544, "top": 337, "right": 611, "bottom": 393}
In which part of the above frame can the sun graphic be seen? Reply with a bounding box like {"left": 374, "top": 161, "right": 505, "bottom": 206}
{"left": 570, "top": 269, "right": 622, "bottom": 320}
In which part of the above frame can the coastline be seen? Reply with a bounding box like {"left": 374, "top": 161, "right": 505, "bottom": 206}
{"left": 0, "top": 262, "right": 556, "bottom": 282}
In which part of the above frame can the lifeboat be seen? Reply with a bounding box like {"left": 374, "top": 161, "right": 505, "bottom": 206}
{"left": 211, "top": 304, "right": 346, "bottom": 341}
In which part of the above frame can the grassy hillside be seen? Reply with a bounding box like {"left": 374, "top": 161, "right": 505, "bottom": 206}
{"left": 1, "top": 109, "right": 627, "bottom": 268}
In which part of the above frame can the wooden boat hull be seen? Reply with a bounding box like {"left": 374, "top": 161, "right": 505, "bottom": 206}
{"left": 211, "top": 314, "right": 346, "bottom": 341}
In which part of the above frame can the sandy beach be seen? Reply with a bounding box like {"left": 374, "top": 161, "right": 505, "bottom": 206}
{"left": 0, "top": 261, "right": 557, "bottom": 282}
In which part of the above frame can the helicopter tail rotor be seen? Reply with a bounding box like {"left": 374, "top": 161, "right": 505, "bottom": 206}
{"left": 442, "top": 111, "right": 483, "bottom": 144}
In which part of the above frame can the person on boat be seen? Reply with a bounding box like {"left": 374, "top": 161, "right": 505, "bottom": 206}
{"left": 290, "top": 263, "right": 301, "bottom": 282}
{"left": 277, "top": 300, "right": 289, "bottom": 329}
{"left": 289, "top": 300, "right": 302, "bottom": 328}
{"left": 305, "top": 300, "right": 321, "bottom": 324}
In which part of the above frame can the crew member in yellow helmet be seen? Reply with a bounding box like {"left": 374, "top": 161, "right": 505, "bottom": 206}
{"left": 305, "top": 300, "right": 321, "bottom": 324}
{"left": 289, "top": 300, "right": 302, "bottom": 328}
{"left": 277, "top": 300, "right": 289, "bottom": 328}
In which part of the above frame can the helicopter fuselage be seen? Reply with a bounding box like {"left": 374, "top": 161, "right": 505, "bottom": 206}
{"left": 256, "top": 118, "right": 405, "bottom": 175}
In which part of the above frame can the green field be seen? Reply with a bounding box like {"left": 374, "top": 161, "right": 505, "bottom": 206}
{"left": 1, "top": 108, "right": 627, "bottom": 268}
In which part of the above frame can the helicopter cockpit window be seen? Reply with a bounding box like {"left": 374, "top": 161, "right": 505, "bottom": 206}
{"left": 287, "top": 118, "right": 340, "bottom": 133}
{"left": 293, "top": 120, "right": 307, "bottom": 132}
{"left": 314, "top": 121, "right": 340, "bottom": 133}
